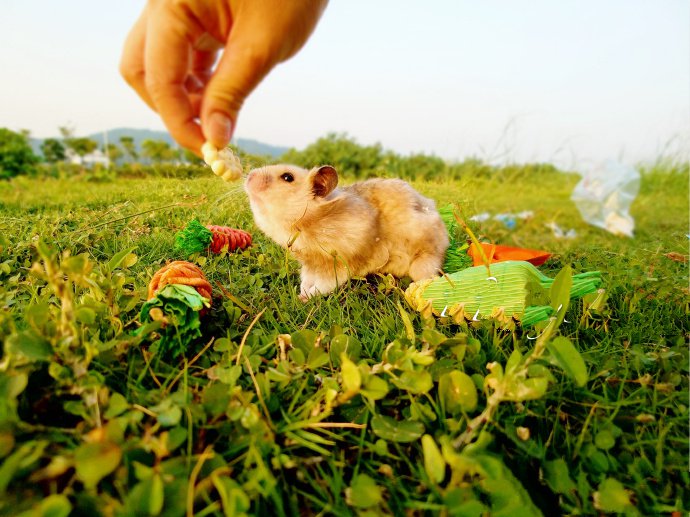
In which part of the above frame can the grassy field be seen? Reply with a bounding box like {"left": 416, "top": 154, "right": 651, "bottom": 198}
{"left": 0, "top": 163, "right": 687, "bottom": 516}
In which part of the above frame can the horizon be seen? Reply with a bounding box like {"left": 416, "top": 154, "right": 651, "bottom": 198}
{"left": 3, "top": 1, "right": 688, "bottom": 169}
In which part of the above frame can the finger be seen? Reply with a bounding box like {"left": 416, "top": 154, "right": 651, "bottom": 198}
{"left": 189, "top": 92, "right": 203, "bottom": 115}
{"left": 191, "top": 48, "right": 219, "bottom": 86}
{"left": 119, "top": 8, "right": 156, "bottom": 112}
{"left": 185, "top": 74, "right": 205, "bottom": 95}
{"left": 144, "top": 9, "right": 204, "bottom": 152}
{"left": 200, "top": 36, "right": 276, "bottom": 148}
{"left": 200, "top": 0, "right": 328, "bottom": 148}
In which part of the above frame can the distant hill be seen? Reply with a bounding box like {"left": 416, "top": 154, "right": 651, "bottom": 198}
{"left": 29, "top": 127, "right": 289, "bottom": 158}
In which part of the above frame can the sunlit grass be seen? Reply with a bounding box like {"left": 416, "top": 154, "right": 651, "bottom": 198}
{"left": 0, "top": 162, "right": 687, "bottom": 515}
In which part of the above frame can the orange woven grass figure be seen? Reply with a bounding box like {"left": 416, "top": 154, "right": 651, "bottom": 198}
{"left": 206, "top": 225, "right": 253, "bottom": 254}
{"left": 147, "top": 261, "right": 213, "bottom": 307}
{"left": 175, "top": 219, "right": 252, "bottom": 255}
{"left": 140, "top": 261, "right": 213, "bottom": 358}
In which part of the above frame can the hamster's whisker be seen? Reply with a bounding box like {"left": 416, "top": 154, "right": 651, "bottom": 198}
{"left": 213, "top": 183, "right": 246, "bottom": 206}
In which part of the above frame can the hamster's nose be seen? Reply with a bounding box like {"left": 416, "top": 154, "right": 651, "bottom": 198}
{"left": 245, "top": 170, "right": 272, "bottom": 193}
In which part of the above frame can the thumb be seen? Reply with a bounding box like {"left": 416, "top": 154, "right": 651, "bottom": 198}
{"left": 201, "top": 41, "right": 275, "bottom": 149}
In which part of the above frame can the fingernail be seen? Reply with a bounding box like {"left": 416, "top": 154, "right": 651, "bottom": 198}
{"left": 207, "top": 112, "right": 233, "bottom": 147}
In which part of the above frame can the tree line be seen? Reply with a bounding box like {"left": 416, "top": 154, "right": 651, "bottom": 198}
{"left": 1, "top": 127, "right": 566, "bottom": 181}
{"left": 0, "top": 127, "right": 208, "bottom": 179}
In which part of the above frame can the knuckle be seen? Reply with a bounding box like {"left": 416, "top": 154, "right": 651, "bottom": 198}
{"left": 144, "top": 76, "right": 172, "bottom": 101}
{"left": 239, "top": 45, "right": 274, "bottom": 73}
{"left": 119, "top": 61, "right": 145, "bottom": 87}
{"left": 209, "top": 84, "right": 246, "bottom": 115}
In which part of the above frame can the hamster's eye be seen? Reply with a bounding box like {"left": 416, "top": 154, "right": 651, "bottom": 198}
{"left": 280, "top": 172, "right": 294, "bottom": 183}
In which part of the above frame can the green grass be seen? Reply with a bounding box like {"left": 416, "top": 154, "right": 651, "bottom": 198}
{"left": 0, "top": 163, "right": 687, "bottom": 516}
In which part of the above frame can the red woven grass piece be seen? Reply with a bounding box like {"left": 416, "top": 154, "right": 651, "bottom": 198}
{"left": 206, "top": 226, "right": 252, "bottom": 254}
{"left": 147, "top": 261, "right": 213, "bottom": 307}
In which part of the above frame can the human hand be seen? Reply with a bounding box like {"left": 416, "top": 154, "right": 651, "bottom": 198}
{"left": 120, "top": 0, "right": 328, "bottom": 154}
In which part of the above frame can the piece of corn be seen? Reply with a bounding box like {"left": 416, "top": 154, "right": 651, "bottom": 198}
{"left": 201, "top": 142, "right": 243, "bottom": 182}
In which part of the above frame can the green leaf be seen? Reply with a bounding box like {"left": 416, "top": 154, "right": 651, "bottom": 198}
{"left": 133, "top": 461, "right": 153, "bottom": 481}
{"left": 443, "top": 496, "right": 488, "bottom": 517}
{"left": 587, "top": 449, "right": 609, "bottom": 473}
{"left": 471, "top": 453, "right": 543, "bottom": 516}
{"left": 438, "top": 370, "right": 478, "bottom": 413}
{"left": 104, "top": 392, "right": 129, "bottom": 419}
{"left": 543, "top": 458, "right": 576, "bottom": 494}
{"left": 397, "top": 301, "right": 416, "bottom": 341}
{"left": 74, "top": 442, "right": 122, "bottom": 489}
{"left": 391, "top": 369, "right": 433, "bottom": 395}
{"left": 35, "top": 239, "right": 55, "bottom": 261}
{"left": 422, "top": 329, "right": 447, "bottom": 347}
{"left": 593, "top": 478, "right": 632, "bottom": 513}
{"left": 122, "top": 253, "right": 138, "bottom": 268}
{"left": 106, "top": 246, "right": 137, "bottom": 272}
{"left": 346, "top": 474, "right": 382, "bottom": 508}
{"left": 340, "top": 355, "right": 361, "bottom": 393}
{"left": 288, "top": 347, "right": 305, "bottom": 366}
{"left": 212, "top": 475, "right": 250, "bottom": 516}
{"left": 62, "top": 254, "right": 91, "bottom": 277}
{"left": 546, "top": 336, "right": 588, "bottom": 387}
{"left": 360, "top": 375, "right": 389, "bottom": 401}
{"left": 167, "top": 427, "right": 188, "bottom": 452}
{"left": 306, "top": 347, "right": 329, "bottom": 369}
{"left": 0, "top": 441, "right": 47, "bottom": 494}
{"left": 123, "top": 478, "right": 159, "bottom": 516}
{"left": 210, "top": 364, "right": 243, "bottom": 386}
{"left": 550, "top": 265, "right": 572, "bottom": 327}
{"left": 291, "top": 329, "right": 318, "bottom": 356}
{"left": 149, "top": 473, "right": 165, "bottom": 515}
{"left": 594, "top": 429, "right": 616, "bottom": 451}
{"left": 422, "top": 434, "right": 446, "bottom": 483}
{"left": 0, "top": 372, "right": 28, "bottom": 399}
{"left": 505, "top": 377, "right": 549, "bottom": 401}
{"left": 26, "top": 303, "right": 51, "bottom": 329}
{"left": 505, "top": 349, "right": 523, "bottom": 374}
{"left": 0, "top": 433, "right": 14, "bottom": 459}
{"left": 17, "top": 494, "right": 71, "bottom": 517}
{"left": 329, "top": 334, "right": 362, "bottom": 366}
{"left": 5, "top": 331, "right": 53, "bottom": 362}
{"left": 64, "top": 400, "right": 90, "bottom": 420}
{"left": 75, "top": 306, "right": 97, "bottom": 325}
{"left": 157, "top": 405, "right": 182, "bottom": 427}
{"left": 371, "top": 414, "right": 424, "bottom": 443}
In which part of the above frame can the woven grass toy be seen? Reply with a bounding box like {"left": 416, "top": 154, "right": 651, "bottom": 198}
{"left": 140, "top": 261, "right": 212, "bottom": 358}
{"left": 440, "top": 205, "right": 474, "bottom": 273}
{"left": 405, "top": 260, "right": 602, "bottom": 327}
{"left": 440, "top": 205, "right": 551, "bottom": 272}
{"left": 175, "top": 219, "right": 252, "bottom": 255}
{"left": 467, "top": 242, "right": 551, "bottom": 267}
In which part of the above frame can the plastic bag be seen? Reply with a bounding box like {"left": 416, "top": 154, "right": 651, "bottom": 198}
{"left": 571, "top": 160, "right": 640, "bottom": 237}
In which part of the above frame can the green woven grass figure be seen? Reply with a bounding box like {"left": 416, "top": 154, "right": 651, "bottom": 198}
{"left": 439, "top": 205, "right": 474, "bottom": 273}
{"left": 140, "top": 284, "right": 210, "bottom": 359}
{"left": 405, "top": 260, "right": 602, "bottom": 327}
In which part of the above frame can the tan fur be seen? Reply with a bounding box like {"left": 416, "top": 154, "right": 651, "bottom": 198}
{"left": 244, "top": 164, "right": 449, "bottom": 300}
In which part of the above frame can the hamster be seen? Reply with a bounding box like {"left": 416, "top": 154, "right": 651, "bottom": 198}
{"left": 244, "top": 164, "right": 449, "bottom": 300}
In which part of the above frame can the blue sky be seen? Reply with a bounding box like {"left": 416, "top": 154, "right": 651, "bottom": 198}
{"left": 2, "top": 0, "right": 688, "bottom": 167}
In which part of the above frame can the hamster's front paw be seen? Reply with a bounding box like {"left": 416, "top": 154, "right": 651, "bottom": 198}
{"left": 299, "top": 279, "right": 318, "bottom": 302}
{"left": 300, "top": 269, "right": 340, "bottom": 301}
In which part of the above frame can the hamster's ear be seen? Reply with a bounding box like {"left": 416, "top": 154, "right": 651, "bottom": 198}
{"left": 311, "top": 165, "right": 338, "bottom": 197}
